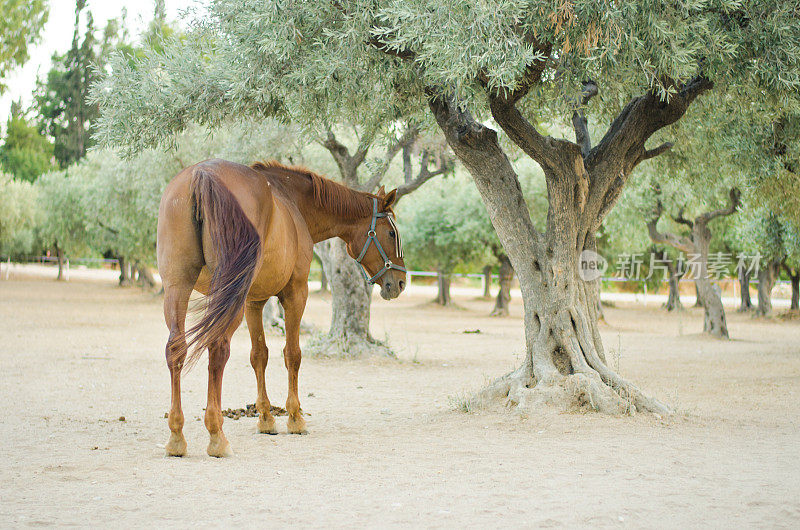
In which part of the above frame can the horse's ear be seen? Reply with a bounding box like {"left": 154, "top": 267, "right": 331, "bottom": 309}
{"left": 382, "top": 189, "right": 397, "bottom": 210}
{"left": 376, "top": 185, "right": 386, "bottom": 197}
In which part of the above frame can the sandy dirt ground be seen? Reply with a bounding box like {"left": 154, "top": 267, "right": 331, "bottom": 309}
{"left": 1, "top": 268, "right": 799, "bottom": 528}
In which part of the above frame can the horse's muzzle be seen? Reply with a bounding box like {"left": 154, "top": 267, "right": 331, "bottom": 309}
{"left": 380, "top": 276, "right": 405, "bottom": 300}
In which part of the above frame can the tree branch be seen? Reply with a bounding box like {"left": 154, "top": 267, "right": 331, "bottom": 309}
{"left": 362, "top": 126, "right": 419, "bottom": 192}
{"left": 587, "top": 75, "right": 714, "bottom": 173}
{"left": 571, "top": 80, "right": 598, "bottom": 158}
{"left": 641, "top": 142, "right": 674, "bottom": 161}
{"left": 395, "top": 148, "right": 453, "bottom": 202}
{"left": 696, "top": 188, "right": 741, "bottom": 224}
{"left": 647, "top": 201, "right": 694, "bottom": 254}
{"left": 672, "top": 207, "right": 694, "bottom": 228}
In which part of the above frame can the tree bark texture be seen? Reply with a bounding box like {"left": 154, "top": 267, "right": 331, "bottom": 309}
{"left": 490, "top": 254, "right": 513, "bottom": 316}
{"left": 756, "top": 260, "right": 781, "bottom": 317}
{"left": 738, "top": 268, "right": 753, "bottom": 312}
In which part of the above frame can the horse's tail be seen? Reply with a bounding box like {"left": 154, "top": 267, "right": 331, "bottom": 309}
{"left": 181, "top": 168, "right": 261, "bottom": 371}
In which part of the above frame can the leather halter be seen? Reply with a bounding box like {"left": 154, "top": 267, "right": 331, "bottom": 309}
{"left": 355, "top": 197, "right": 406, "bottom": 284}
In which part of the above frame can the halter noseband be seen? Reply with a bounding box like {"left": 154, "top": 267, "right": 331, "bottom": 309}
{"left": 355, "top": 197, "right": 406, "bottom": 284}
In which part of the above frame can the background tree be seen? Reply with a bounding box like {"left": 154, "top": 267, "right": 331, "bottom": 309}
{"left": 0, "top": 0, "right": 48, "bottom": 93}
{"left": 36, "top": 0, "right": 123, "bottom": 167}
{"left": 647, "top": 186, "right": 740, "bottom": 337}
{"left": 34, "top": 170, "right": 89, "bottom": 280}
{"left": 0, "top": 101, "right": 54, "bottom": 182}
{"left": 401, "top": 178, "right": 490, "bottom": 306}
{"left": 0, "top": 173, "right": 40, "bottom": 257}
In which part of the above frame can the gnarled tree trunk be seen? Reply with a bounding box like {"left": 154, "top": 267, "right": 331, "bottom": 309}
{"left": 756, "top": 260, "right": 781, "bottom": 317}
{"left": 308, "top": 239, "right": 393, "bottom": 358}
{"left": 490, "top": 254, "right": 513, "bottom": 316}
{"left": 738, "top": 268, "right": 753, "bottom": 312}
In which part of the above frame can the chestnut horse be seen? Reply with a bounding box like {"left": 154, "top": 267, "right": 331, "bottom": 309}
{"left": 157, "top": 159, "right": 406, "bottom": 457}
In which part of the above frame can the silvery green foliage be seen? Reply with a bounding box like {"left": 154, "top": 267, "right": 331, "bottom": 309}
{"left": 94, "top": 0, "right": 800, "bottom": 155}
{"left": 0, "top": 173, "right": 40, "bottom": 254}
{"left": 400, "top": 176, "right": 491, "bottom": 272}
{"left": 35, "top": 170, "right": 91, "bottom": 256}
{"left": 34, "top": 120, "right": 305, "bottom": 264}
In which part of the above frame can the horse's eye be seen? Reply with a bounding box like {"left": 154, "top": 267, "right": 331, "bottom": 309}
{"left": 389, "top": 230, "right": 396, "bottom": 238}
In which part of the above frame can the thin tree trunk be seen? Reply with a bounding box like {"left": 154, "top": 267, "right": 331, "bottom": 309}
{"left": 663, "top": 251, "right": 683, "bottom": 312}
{"left": 490, "top": 254, "right": 513, "bottom": 316}
{"left": 737, "top": 268, "right": 753, "bottom": 312}
{"left": 55, "top": 243, "right": 65, "bottom": 281}
{"left": 435, "top": 269, "right": 452, "bottom": 306}
{"left": 482, "top": 265, "right": 492, "bottom": 299}
{"left": 756, "top": 260, "right": 781, "bottom": 317}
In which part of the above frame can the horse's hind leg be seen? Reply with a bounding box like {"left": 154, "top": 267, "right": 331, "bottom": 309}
{"left": 245, "top": 300, "right": 277, "bottom": 434}
{"left": 163, "top": 280, "right": 197, "bottom": 457}
{"left": 205, "top": 313, "right": 242, "bottom": 457}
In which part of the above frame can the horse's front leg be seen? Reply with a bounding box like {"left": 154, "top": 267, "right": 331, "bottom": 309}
{"left": 279, "top": 281, "right": 309, "bottom": 434}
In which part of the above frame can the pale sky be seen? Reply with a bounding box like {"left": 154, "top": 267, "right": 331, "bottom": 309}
{"left": 0, "top": 0, "right": 204, "bottom": 125}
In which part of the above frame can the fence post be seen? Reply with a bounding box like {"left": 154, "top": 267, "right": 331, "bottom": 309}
{"left": 643, "top": 282, "right": 647, "bottom": 306}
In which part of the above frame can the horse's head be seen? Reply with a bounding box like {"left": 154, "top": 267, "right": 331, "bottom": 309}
{"left": 347, "top": 187, "right": 407, "bottom": 300}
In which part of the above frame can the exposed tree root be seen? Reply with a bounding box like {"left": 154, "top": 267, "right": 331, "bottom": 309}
{"left": 478, "top": 303, "right": 671, "bottom": 416}
{"left": 482, "top": 368, "right": 668, "bottom": 416}
{"left": 304, "top": 330, "right": 396, "bottom": 359}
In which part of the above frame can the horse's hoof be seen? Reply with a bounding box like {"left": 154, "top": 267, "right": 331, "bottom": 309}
{"left": 207, "top": 433, "right": 233, "bottom": 458}
{"left": 165, "top": 433, "right": 187, "bottom": 457}
{"left": 287, "top": 416, "right": 308, "bottom": 435}
{"left": 258, "top": 416, "right": 278, "bottom": 435}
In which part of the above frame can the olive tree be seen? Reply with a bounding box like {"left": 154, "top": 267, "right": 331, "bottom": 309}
{"left": 401, "top": 178, "right": 489, "bottom": 306}
{"left": 0, "top": 173, "right": 40, "bottom": 258}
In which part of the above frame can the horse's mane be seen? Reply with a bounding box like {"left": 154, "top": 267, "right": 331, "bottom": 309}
{"left": 250, "top": 160, "right": 375, "bottom": 219}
